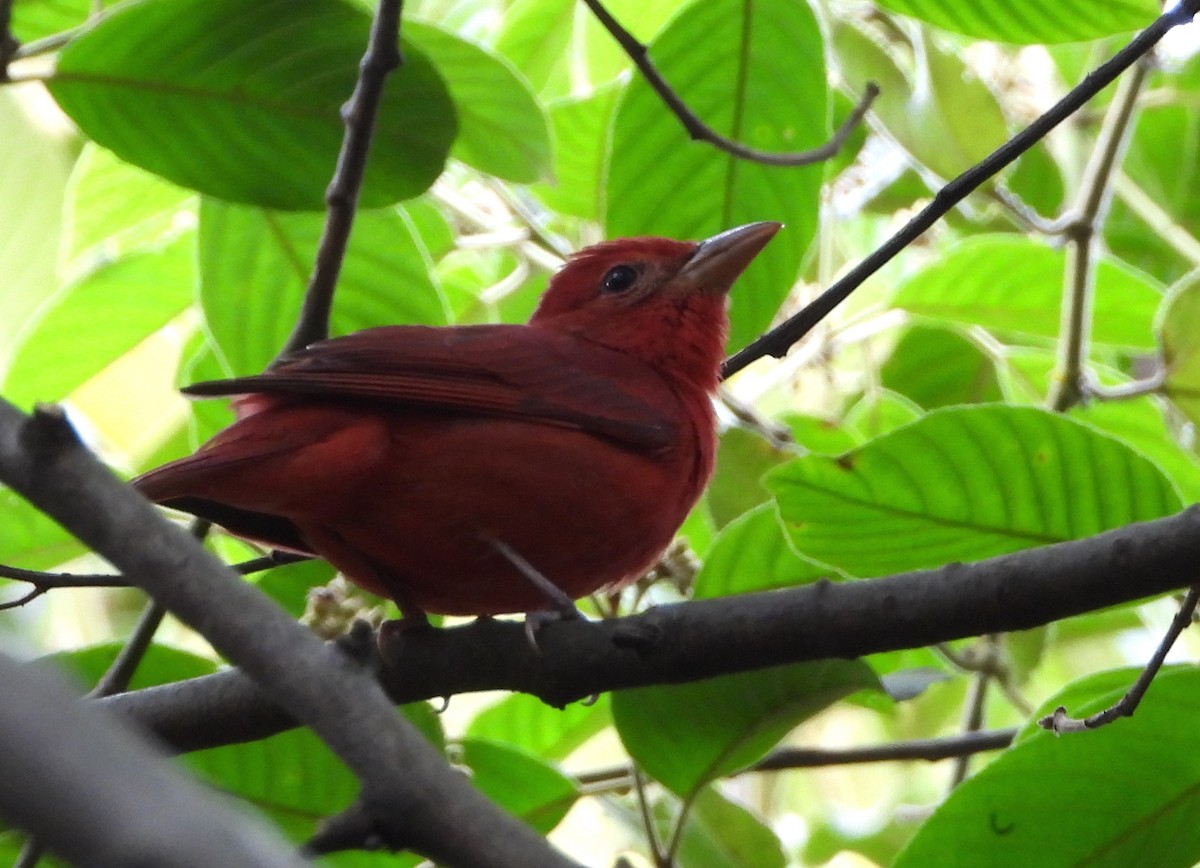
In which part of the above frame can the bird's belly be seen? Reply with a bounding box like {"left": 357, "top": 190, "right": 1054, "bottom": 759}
{"left": 305, "top": 415, "right": 698, "bottom": 615}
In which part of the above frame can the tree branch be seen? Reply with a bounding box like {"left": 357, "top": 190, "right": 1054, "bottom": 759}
{"left": 0, "top": 653, "right": 306, "bottom": 868}
{"left": 720, "top": 0, "right": 1200, "bottom": 379}
{"left": 0, "top": 399, "right": 578, "bottom": 867}
{"left": 580, "top": 0, "right": 878, "bottom": 167}
{"left": 275, "top": 0, "right": 403, "bottom": 360}
{"left": 99, "top": 504, "right": 1200, "bottom": 755}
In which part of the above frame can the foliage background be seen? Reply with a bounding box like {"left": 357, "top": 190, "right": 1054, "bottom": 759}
{"left": 2, "top": 0, "right": 1200, "bottom": 865}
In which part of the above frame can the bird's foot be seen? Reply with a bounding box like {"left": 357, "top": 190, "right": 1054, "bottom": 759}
{"left": 523, "top": 604, "right": 583, "bottom": 655}
{"left": 376, "top": 608, "right": 433, "bottom": 659}
{"left": 481, "top": 536, "right": 585, "bottom": 653}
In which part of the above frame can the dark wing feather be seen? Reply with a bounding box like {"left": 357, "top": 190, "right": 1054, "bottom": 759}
{"left": 183, "top": 325, "right": 679, "bottom": 450}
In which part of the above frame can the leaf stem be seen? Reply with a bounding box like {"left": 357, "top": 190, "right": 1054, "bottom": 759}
{"left": 1049, "top": 58, "right": 1152, "bottom": 412}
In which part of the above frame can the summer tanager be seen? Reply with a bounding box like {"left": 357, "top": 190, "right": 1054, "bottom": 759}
{"left": 135, "top": 222, "right": 780, "bottom": 625}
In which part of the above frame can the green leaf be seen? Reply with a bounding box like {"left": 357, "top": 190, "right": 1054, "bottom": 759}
{"left": 873, "top": 0, "right": 1158, "bottom": 44}
{"left": 531, "top": 84, "right": 621, "bottom": 221}
{"left": 707, "top": 428, "right": 795, "bottom": 528}
{"left": 458, "top": 739, "right": 577, "bottom": 834}
{"left": 767, "top": 405, "right": 1182, "bottom": 578}
{"left": 613, "top": 660, "right": 879, "bottom": 798}
{"left": 843, "top": 389, "right": 923, "bottom": 441}
{"left": 47, "top": 643, "right": 218, "bottom": 690}
{"left": 65, "top": 144, "right": 196, "bottom": 262}
{"left": 832, "top": 23, "right": 1008, "bottom": 181}
{"left": 48, "top": 0, "right": 456, "bottom": 210}
{"left": 607, "top": 0, "right": 827, "bottom": 352}
{"left": 0, "top": 90, "right": 73, "bottom": 378}
{"left": 11, "top": 0, "right": 120, "bottom": 42}
{"left": 492, "top": 0, "right": 574, "bottom": 96}
{"left": 0, "top": 488, "right": 83, "bottom": 571}
{"left": 893, "top": 235, "right": 1163, "bottom": 349}
{"left": 4, "top": 236, "right": 196, "bottom": 409}
{"left": 673, "top": 786, "right": 787, "bottom": 868}
{"left": 881, "top": 325, "right": 1002, "bottom": 409}
{"left": 693, "top": 503, "right": 829, "bottom": 598}
{"left": 467, "top": 693, "right": 610, "bottom": 762}
{"left": 1159, "top": 272, "right": 1200, "bottom": 430}
{"left": 896, "top": 666, "right": 1200, "bottom": 868}
{"left": 199, "top": 200, "right": 447, "bottom": 377}
{"left": 1001, "top": 349, "right": 1200, "bottom": 504}
{"left": 407, "top": 21, "right": 550, "bottom": 183}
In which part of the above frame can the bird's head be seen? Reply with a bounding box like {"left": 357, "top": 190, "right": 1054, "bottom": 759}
{"left": 530, "top": 222, "right": 781, "bottom": 389}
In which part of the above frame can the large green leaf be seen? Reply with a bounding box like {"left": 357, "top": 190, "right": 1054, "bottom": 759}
{"left": 198, "top": 200, "right": 448, "bottom": 377}
{"left": 606, "top": 0, "right": 827, "bottom": 352}
{"left": 407, "top": 21, "right": 550, "bottom": 183}
{"left": 47, "top": 0, "right": 456, "bottom": 210}
{"left": 896, "top": 666, "right": 1200, "bottom": 867}
{"left": 767, "top": 405, "right": 1182, "bottom": 578}
{"left": 4, "top": 236, "right": 195, "bottom": 408}
{"left": 873, "top": 0, "right": 1158, "bottom": 44}
{"left": 707, "top": 428, "right": 795, "bottom": 528}
{"left": 466, "top": 693, "right": 610, "bottom": 762}
{"left": 893, "top": 235, "right": 1163, "bottom": 349}
{"left": 613, "top": 660, "right": 879, "bottom": 798}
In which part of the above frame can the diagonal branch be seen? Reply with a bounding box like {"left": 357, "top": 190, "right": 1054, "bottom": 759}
{"left": 580, "top": 0, "right": 878, "bottom": 167}
{"left": 275, "top": 0, "right": 403, "bottom": 360}
{"left": 721, "top": 0, "right": 1200, "bottom": 379}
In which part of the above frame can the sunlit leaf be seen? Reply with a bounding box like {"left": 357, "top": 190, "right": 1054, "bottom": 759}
{"left": 896, "top": 666, "right": 1200, "bottom": 867}
{"left": 467, "top": 693, "right": 610, "bottom": 762}
{"left": 768, "top": 405, "right": 1182, "bottom": 577}
{"left": 458, "top": 739, "right": 577, "bottom": 834}
{"left": 873, "top": 0, "right": 1158, "bottom": 44}
{"left": 693, "top": 503, "right": 830, "bottom": 598}
{"left": 407, "top": 21, "right": 550, "bottom": 183}
{"left": 199, "top": 200, "right": 448, "bottom": 377}
{"left": 614, "top": 660, "right": 879, "bottom": 798}
{"left": 48, "top": 0, "right": 456, "bottom": 210}
{"left": 894, "top": 235, "right": 1163, "bottom": 349}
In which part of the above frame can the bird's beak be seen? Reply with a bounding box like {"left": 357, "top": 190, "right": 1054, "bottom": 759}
{"left": 676, "top": 222, "right": 782, "bottom": 294}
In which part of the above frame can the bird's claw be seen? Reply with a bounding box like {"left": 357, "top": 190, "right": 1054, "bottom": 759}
{"left": 523, "top": 604, "right": 582, "bottom": 655}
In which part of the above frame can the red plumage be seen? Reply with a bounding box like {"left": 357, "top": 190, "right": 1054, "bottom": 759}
{"left": 135, "top": 223, "right": 779, "bottom": 619}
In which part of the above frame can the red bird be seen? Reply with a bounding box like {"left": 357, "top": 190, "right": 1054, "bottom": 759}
{"left": 136, "top": 222, "right": 780, "bottom": 629}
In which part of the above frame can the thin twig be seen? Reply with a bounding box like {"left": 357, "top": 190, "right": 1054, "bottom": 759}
{"left": 581, "top": 0, "right": 878, "bottom": 167}
{"left": 1049, "top": 57, "right": 1153, "bottom": 412}
{"left": 1086, "top": 368, "right": 1165, "bottom": 401}
{"left": 0, "top": 551, "right": 308, "bottom": 610}
{"left": 721, "top": 1, "right": 1200, "bottom": 379}
{"left": 1039, "top": 585, "right": 1200, "bottom": 734}
{"left": 274, "top": 0, "right": 404, "bottom": 360}
{"left": 631, "top": 766, "right": 668, "bottom": 867}
{"left": 989, "top": 186, "right": 1073, "bottom": 236}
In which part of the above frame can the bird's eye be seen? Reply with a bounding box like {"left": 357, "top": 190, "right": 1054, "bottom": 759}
{"left": 601, "top": 264, "right": 639, "bottom": 294}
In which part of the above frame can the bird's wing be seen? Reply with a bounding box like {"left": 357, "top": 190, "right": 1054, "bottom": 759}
{"left": 183, "top": 325, "right": 680, "bottom": 451}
